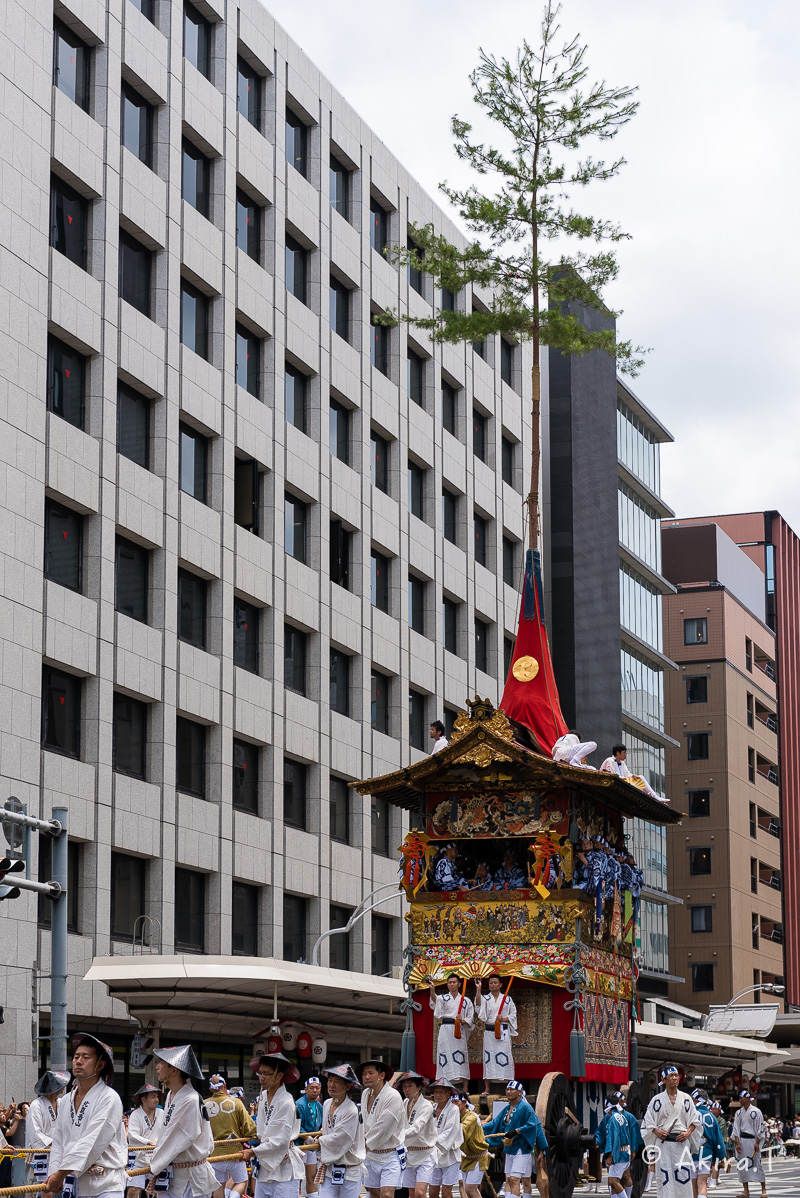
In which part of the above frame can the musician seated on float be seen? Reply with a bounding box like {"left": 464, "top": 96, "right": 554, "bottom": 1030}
{"left": 433, "top": 844, "right": 468, "bottom": 890}
{"left": 493, "top": 850, "right": 526, "bottom": 891}
{"left": 466, "top": 862, "right": 494, "bottom": 890}
{"left": 599, "top": 743, "right": 666, "bottom": 801}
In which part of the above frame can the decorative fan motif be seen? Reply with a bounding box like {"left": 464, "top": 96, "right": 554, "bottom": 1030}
{"left": 408, "top": 960, "right": 446, "bottom": 986}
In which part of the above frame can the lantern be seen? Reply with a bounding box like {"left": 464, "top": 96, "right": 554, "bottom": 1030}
{"left": 312, "top": 1038, "right": 327, "bottom": 1064}
{"left": 297, "top": 1031, "right": 313, "bottom": 1059}
{"left": 267, "top": 1034, "right": 282, "bottom": 1055}
{"left": 282, "top": 1025, "right": 298, "bottom": 1050}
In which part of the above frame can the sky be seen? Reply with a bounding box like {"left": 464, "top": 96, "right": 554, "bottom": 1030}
{"left": 263, "top": 0, "right": 800, "bottom": 532}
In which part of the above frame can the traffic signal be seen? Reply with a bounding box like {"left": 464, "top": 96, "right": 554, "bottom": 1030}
{"left": 0, "top": 856, "right": 24, "bottom": 900}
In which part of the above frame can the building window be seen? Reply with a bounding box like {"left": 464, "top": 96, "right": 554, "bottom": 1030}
{"left": 129, "top": 0, "right": 155, "bottom": 21}
{"left": 233, "top": 598, "right": 259, "bottom": 673}
{"left": 330, "top": 154, "right": 350, "bottom": 219}
{"left": 370, "top": 315, "right": 389, "bottom": 376}
{"left": 474, "top": 512, "right": 487, "bottom": 567}
{"left": 371, "top": 433, "right": 388, "bottom": 493}
{"left": 183, "top": 2, "right": 211, "bottom": 78}
{"left": 408, "top": 462, "right": 424, "bottom": 520}
{"left": 441, "top": 286, "right": 455, "bottom": 310}
{"left": 407, "top": 349, "right": 424, "bottom": 406}
{"left": 688, "top": 790, "right": 710, "bottom": 818}
{"left": 235, "top": 323, "right": 260, "bottom": 397}
{"left": 119, "top": 231, "right": 152, "bottom": 317}
{"left": 53, "top": 20, "right": 90, "bottom": 110}
{"left": 115, "top": 536, "right": 148, "bottom": 623}
{"left": 502, "top": 537, "right": 516, "bottom": 587}
{"left": 752, "top": 915, "right": 760, "bottom": 950}
{"left": 176, "top": 717, "right": 205, "bottom": 797}
{"left": 691, "top": 963, "right": 714, "bottom": 992}
{"left": 409, "top": 691, "right": 426, "bottom": 750}
{"left": 684, "top": 617, "right": 708, "bottom": 645}
{"left": 442, "top": 598, "right": 458, "bottom": 654}
{"left": 501, "top": 339, "right": 515, "bottom": 386}
{"left": 177, "top": 569, "right": 206, "bottom": 648}
{"left": 745, "top": 637, "right": 753, "bottom": 671}
{"left": 234, "top": 458, "right": 259, "bottom": 533}
{"left": 372, "top": 914, "right": 391, "bottom": 976}
{"left": 236, "top": 190, "right": 261, "bottom": 261}
{"left": 45, "top": 501, "right": 82, "bottom": 591}
{"left": 371, "top": 550, "right": 389, "bottom": 613}
{"left": 175, "top": 868, "right": 205, "bottom": 951}
{"left": 284, "top": 625, "right": 307, "bottom": 695}
{"left": 286, "top": 109, "right": 307, "bottom": 176}
{"left": 473, "top": 409, "right": 488, "bottom": 462}
{"left": 504, "top": 637, "right": 513, "bottom": 680}
{"left": 329, "top": 904, "right": 352, "bottom": 971}
{"left": 691, "top": 906, "right": 713, "bottom": 933}
{"left": 475, "top": 618, "right": 489, "bottom": 673}
{"left": 407, "top": 237, "right": 424, "bottom": 295}
{"left": 182, "top": 139, "right": 210, "bottom": 217}
{"left": 501, "top": 436, "right": 515, "bottom": 486}
{"left": 41, "top": 667, "right": 80, "bottom": 758}
{"left": 38, "top": 838, "right": 80, "bottom": 931}
{"left": 110, "top": 852, "right": 145, "bottom": 939}
{"left": 237, "top": 57, "right": 261, "bottom": 129}
{"left": 121, "top": 83, "right": 152, "bottom": 166}
{"left": 330, "top": 518, "right": 351, "bottom": 589}
{"left": 748, "top": 747, "right": 755, "bottom": 783}
{"left": 232, "top": 882, "right": 258, "bottom": 955}
{"left": 687, "top": 733, "right": 709, "bottom": 760}
{"left": 47, "top": 336, "right": 85, "bottom": 430}
{"left": 330, "top": 649, "right": 350, "bottom": 716}
{"left": 284, "top": 494, "right": 307, "bottom": 563}
{"left": 330, "top": 277, "right": 349, "bottom": 340}
{"left": 285, "top": 233, "right": 307, "bottom": 304}
{"left": 284, "top": 758, "right": 307, "bottom": 829}
{"left": 371, "top": 670, "right": 390, "bottom": 734}
{"left": 409, "top": 576, "right": 425, "bottom": 635}
{"left": 689, "top": 846, "right": 712, "bottom": 875}
{"left": 686, "top": 676, "right": 708, "bottom": 703}
{"left": 751, "top": 858, "right": 758, "bottom": 894}
{"left": 179, "top": 423, "right": 207, "bottom": 501}
{"left": 749, "top": 802, "right": 756, "bottom": 838}
{"left": 284, "top": 364, "right": 307, "bottom": 433}
{"left": 50, "top": 174, "right": 88, "bottom": 268}
{"left": 370, "top": 200, "right": 388, "bottom": 254}
{"left": 113, "top": 693, "right": 147, "bottom": 779}
{"left": 330, "top": 778, "right": 350, "bottom": 844}
{"left": 180, "top": 282, "right": 209, "bottom": 360}
{"left": 442, "top": 490, "right": 457, "bottom": 544}
{"left": 442, "top": 381, "right": 458, "bottom": 435}
{"left": 330, "top": 399, "right": 349, "bottom": 463}
{"left": 283, "top": 893, "right": 307, "bottom": 962}
{"left": 371, "top": 797, "right": 390, "bottom": 855}
{"left": 117, "top": 383, "right": 150, "bottom": 468}
{"left": 233, "top": 739, "right": 258, "bottom": 814}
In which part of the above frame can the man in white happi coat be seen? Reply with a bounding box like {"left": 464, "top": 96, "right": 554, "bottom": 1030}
{"left": 148, "top": 1045, "right": 220, "bottom": 1198}
{"left": 241, "top": 1053, "right": 303, "bottom": 1198}
{"left": 27, "top": 1070, "right": 71, "bottom": 1188}
{"left": 641, "top": 1065, "right": 700, "bottom": 1198}
{"left": 600, "top": 744, "right": 665, "bottom": 802}
{"left": 43, "top": 1033, "right": 128, "bottom": 1198}
{"left": 127, "top": 1085, "right": 164, "bottom": 1196}
{"left": 428, "top": 975, "right": 474, "bottom": 1090}
{"left": 395, "top": 1072, "right": 436, "bottom": 1198}
{"left": 426, "top": 1080, "right": 463, "bottom": 1198}
{"left": 357, "top": 1059, "right": 405, "bottom": 1198}
{"left": 732, "top": 1091, "right": 767, "bottom": 1198}
{"left": 474, "top": 975, "right": 517, "bottom": 1093}
{"left": 313, "top": 1065, "right": 365, "bottom": 1198}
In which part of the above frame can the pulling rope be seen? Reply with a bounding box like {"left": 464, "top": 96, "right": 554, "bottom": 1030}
{"left": 0, "top": 1152, "right": 248, "bottom": 1197}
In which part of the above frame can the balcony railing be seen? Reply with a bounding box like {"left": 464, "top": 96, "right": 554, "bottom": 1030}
{"left": 755, "top": 659, "right": 776, "bottom": 681}
{"left": 756, "top": 765, "right": 779, "bottom": 786}
{"left": 756, "top": 711, "right": 778, "bottom": 733}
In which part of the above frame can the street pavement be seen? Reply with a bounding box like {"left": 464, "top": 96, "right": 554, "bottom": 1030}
{"left": 576, "top": 1152, "right": 800, "bottom": 1194}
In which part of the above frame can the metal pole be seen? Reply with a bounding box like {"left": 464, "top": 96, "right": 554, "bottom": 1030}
{"left": 50, "top": 807, "right": 68, "bottom": 1071}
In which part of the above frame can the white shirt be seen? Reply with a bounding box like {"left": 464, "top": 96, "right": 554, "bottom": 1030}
{"left": 49, "top": 1082, "right": 128, "bottom": 1196}
{"left": 431, "top": 991, "right": 475, "bottom": 1036}
{"left": 641, "top": 1089, "right": 700, "bottom": 1153}
{"left": 476, "top": 992, "right": 518, "bottom": 1037}
{"left": 433, "top": 1102, "right": 463, "bottom": 1168}
{"left": 149, "top": 1082, "right": 217, "bottom": 1196}
{"left": 733, "top": 1104, "right": 765, "bottom": 1148}
{"left": 252, "top": 1086, "right": 303, "bottom": 1183}
{"left": 128, "top": 1106, "right": 165, "bottom": 1168}
{"left": 318, "top": 1096, "right": 364, "bottom": 1182}
{"left": 431, "top": 736, "right": 449, "bottom": 754}
{"left": 403, "top": 1096, "right": 437, "bottom": 1167}
{"left": 27, "top": 1096, "right": 59, "bottom": 1149}
{"left": 361, "top": 1083, "right": 405, "bottom": 1159}
{"left": 600, "top": 756, "right": 630, "bottom": 777}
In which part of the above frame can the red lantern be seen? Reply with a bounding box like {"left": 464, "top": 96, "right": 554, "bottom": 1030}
{"left": 267, "top": 1034, "right": 282, "bottom": 1054}
{"left": 732, "top": 1072, "right": 741, "bottom": 1085}
{"left": 297, "top": 1031, "right": 313, "bottom": 1059}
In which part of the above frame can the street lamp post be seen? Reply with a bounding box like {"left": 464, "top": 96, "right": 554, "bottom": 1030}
{"left": 310, "top": 883, "right": 402, "bottom": 967}
{"left": 726, "top": 983, "right": 786, "bottom": 1006}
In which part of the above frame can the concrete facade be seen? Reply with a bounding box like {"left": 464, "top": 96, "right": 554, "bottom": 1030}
{"left": 0, "top": 0, "right": 530, "bottom": 1095}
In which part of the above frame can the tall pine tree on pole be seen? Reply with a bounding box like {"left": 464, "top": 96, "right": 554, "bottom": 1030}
{"left": 388, "top": 0, "right": 646, "bottom": 552}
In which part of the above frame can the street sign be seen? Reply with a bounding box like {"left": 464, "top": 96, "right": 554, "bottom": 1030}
{"left": 1, "top": 797, "right": 25, "bottom": 854}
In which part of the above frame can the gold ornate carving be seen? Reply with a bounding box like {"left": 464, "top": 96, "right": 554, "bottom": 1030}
{"left": 448, "top": 702, "right": 515, "bottom": 760}
{"left": 512, "top": 655, "right": 539, "bottom": 681}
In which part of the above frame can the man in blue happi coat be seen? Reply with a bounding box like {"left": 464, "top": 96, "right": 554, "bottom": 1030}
{"left": 595, "top": 1099, "right": 614, "bottom": 1152}
{"left": 604, "top": 1091, "right": 644, "bottom": 1196}
{"left": 482, "top": 1081, "right": 547, "bottom": 1196}
{"left": 295, "top": 1076, "right": 323, "bottom": 1197}
{"left": 690, "top": 1089, "right": 726, "bottom": 1198}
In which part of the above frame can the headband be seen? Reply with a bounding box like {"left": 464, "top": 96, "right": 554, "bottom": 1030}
{"left": 740, "top": 1089, "right": 750, "bottom": 1099}
{"left": 506, "top": 1081, "right": 525, "bottom": 1093}
{"left": 209, "top": 1076, "right": 226, "bottom": 1090}
{"left": 307, "top": 1077, "right": 321, "bottom": 1087}
{"left": 660, "top": 1066, "right": 679, "bottom": 1080}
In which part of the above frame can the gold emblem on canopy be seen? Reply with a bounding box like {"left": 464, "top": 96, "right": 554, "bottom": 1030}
{"left": 512, "top": 655, "right": 539, "bottom": 682}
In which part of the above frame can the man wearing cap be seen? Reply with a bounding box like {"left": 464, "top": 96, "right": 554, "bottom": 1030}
{"left": 127, "top": 1086, "right": 164, "bottom": 1198}
{"left": 731, "top": 1090, "right": 767, "bottom": 1198}
{"left": 148, "top": 1045, "right": 219, "bottom": 1198}
{"left": 295, "top": 1078, "right": 323, "bottom": 1198}
{"left": 395, "top": 1073, "right": 435, "bottom": 1198}
{"left": 641, "top": 1065, "right": 700, "bottom": 1198}
{"left": 44, "top": 1034, "right": 128, "bottom": 1198}
{"left": 474, "top": 975, "right": 517, "bottom": 1094}
{"left": 482, "top": 1081, "right": 546, "bottom": 1197}
{"left": 603, "top": 1092, "right": 643, "bottom": 1198}
{"left": 241, "top": 1054, "right": 303, "bottom": 1198}
{"left": 313, "top": 1065, "right": 363, "bottom": 1198}
{"left": 204, "top": 1076, "right": 255, "bottom": 1198}
{"left": 428, "top": 975, "right": 474, "bottom": 1092}
{"left": 27, "top": 1071, "right": 71, "bottom": 1188}
{"left": 689, "top": 1090, "right": 726, "bottom": 1198}
{"left": 451, "top": 1092, "right": 488, "bottom": 1198}
{"left": 358, "top": 1060, "right": 405, "bottom": 1198}
{"left": 427, "top": 1081, "right": 463, "bottom": 1198}
{"left": 708, "top": 1103, "right": 727, "bottom": 1190}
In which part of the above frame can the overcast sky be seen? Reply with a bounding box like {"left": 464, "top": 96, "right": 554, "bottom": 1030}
{"left": 264, "top": 0, "right": 800, "bottom": 533}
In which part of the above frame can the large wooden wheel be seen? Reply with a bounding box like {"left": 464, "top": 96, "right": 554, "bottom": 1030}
{"left": 622, "top": 1081, "right": 648, "bottom": 1198}
{"left": 534, "top": 1072, "right": 595, "bottom": 1198}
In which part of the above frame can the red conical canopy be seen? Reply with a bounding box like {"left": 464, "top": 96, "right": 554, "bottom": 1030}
{"left": 500, "top": 548, "right": 568, "bottom": 754}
